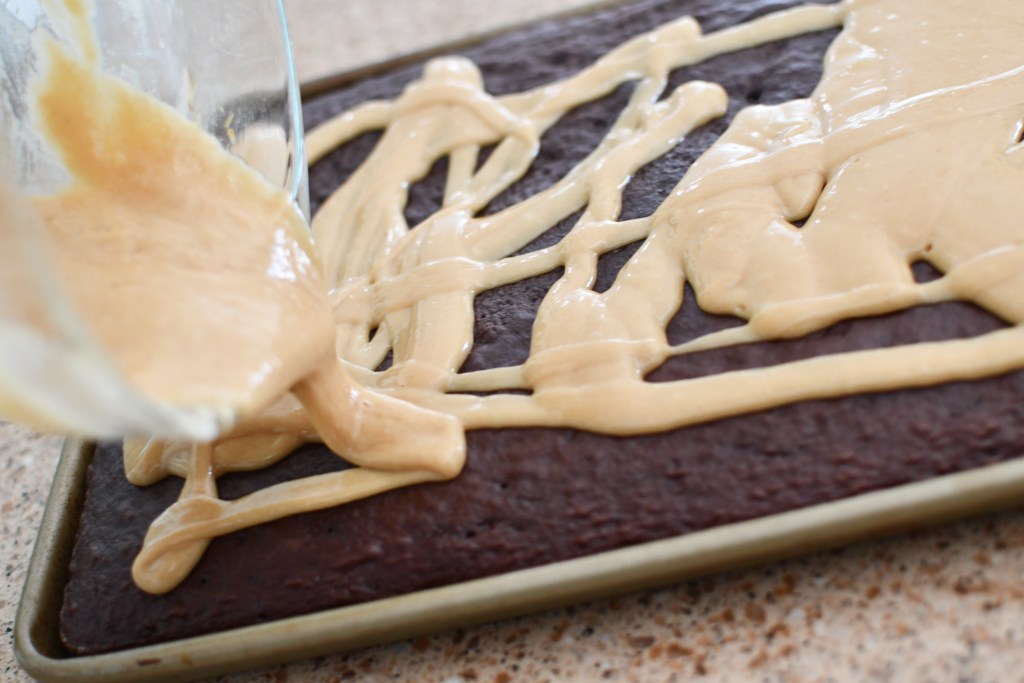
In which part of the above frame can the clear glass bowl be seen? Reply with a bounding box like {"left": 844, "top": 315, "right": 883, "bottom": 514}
{"left": 0, "top": 0, "right": 308, "bottom": 439}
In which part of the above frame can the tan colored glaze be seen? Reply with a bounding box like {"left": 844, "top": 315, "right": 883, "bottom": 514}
{"left": 33, "top": 42, "right": 334, "bottom": 413}
{"left": 21, "top": 2, "right": 465, "bottom": 591}
{"left": 129, "top": 0, "right": 1024, "bottom": 592}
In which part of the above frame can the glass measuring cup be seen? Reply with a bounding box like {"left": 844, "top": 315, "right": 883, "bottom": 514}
{"left": 0, "top": 0, "right": 310, "bottom": 439}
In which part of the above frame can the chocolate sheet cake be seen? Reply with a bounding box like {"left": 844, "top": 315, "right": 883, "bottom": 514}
{"left": 60, "top": 0, "right": 1024, "bottom": 655}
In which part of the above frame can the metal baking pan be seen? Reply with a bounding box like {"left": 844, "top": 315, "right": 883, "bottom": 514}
{"left": 13, "top": 5, "right": 1024, "bottom": 679}
{"left": 15, "top": 437, "right": 1024, "bottom": 682}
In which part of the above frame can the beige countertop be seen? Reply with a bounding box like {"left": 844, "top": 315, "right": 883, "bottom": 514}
{"left": 4, "top": 1, "right": 1024, "bottom": 681}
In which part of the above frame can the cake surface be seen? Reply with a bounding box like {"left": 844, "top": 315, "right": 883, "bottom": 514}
{"left": 60, "top": 0, "right": 1024, "bottom": 654}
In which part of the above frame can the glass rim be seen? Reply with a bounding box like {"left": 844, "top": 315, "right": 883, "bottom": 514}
{"left": 277, "top": 0, "right": 310, "bottom": 222}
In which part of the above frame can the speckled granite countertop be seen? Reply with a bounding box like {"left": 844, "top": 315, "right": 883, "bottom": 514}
{"left": 4, "top": 422, "right": 1024, "bottom": 682}
{"left": 4, "top": 1, "right": 1024, "bottom": 681}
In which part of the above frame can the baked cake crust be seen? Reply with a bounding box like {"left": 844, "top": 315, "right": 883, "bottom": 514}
{"left": 60, "top": 0, "right": 1024, "bottom": 654}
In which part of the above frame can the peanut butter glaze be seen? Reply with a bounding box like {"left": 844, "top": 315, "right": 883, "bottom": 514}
{"left": 19, "top": 1, "right": 464, "bottom": 591}
{"left": 127, "top": 0, "right": 1024, "bottom": 592}
{"left": 4, "top": 0, "right": 336, "bottom": 435}
{"left": 33, "top": 44, "right": 334, "bottom": 415}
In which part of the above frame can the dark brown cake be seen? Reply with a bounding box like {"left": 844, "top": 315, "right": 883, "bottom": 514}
{"left": 60, "top": 0, "right": 1024, "bottom": 655}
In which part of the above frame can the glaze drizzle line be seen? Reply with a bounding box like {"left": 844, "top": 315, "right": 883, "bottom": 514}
{"left": 129, "top": 0, "right": 1024, "bottom": 592}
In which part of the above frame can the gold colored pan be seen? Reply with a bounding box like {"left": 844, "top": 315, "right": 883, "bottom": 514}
{"left": 13, "top": 4, "right": 1024, "bottom": 679}
{"left": 15, "top": 437, "right": 1024, "bottom": 682}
